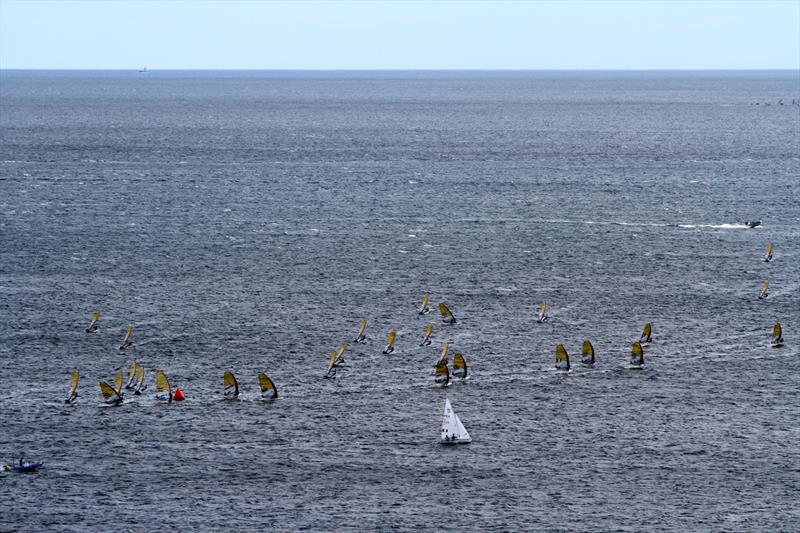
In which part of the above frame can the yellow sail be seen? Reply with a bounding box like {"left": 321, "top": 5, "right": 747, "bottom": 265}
{"left": 641, "top": 323, "right": 652, "bottom": 342}
{"left": 435, "top": 360, "right": 450, "bottom": 385}
{"left": 631, "top": 341, "right": 644, "bottom": 366}
{"left": 87, "top": 311, "right": 100, "bottom": 332}
{"left": 99, "top": 381, "right": 122, "bottom": 402}
{"left": 453, "top": 352, "right": 468, "bottom": 379}
{"left": 439, "top": 303, "right": 456, "bottom": 323}
{"left": 355, "top": 319, "right": 367, "bottom": 342}
{"left": 258, "top": 372, "right": 278, "bottom": 399}
{"left": 438, "top": 342, "right": 450, "bottom": 364}
{"left": 114, "top": 370, "right": 124, "bottom": 393}
{"left": 126, "top": 360, "right": 137, "bottom": 388}
{"left": 336, "top": 341, "right": 349, "bottom": 361}
{"left": 581, "top": 340, "right": 595, "bottom": 365}
{"left": 328, "top": 350, "right": 338, "bottom": 370}
{"left": 66, "top": 368, "right": 80, "bottom": 403}
{"left": 70, "top": 369, "right": 80, "bottom": 394}
{"left": 156, "top": 370, "right": 172, "bottom": 397}
{"left": 420, "top": 323, "right": 433, "bottom": 346}
{"left": 766, "top": 243, "right": 773, "bottom": 261}
{"left": 122, "top": 325, "right": 133, "bottom": 344}
{"left": 773, "top": 323, "right": 782, "bottom": 339}
{"left": 555, "top": 344, "right": 570, "bottom": 370}
{"left": 419, "top": 293, "right": 431, "bottom": 313}
{"left": 762, "top": 281, "right": 769, "bottom": 293}
{"left": 224, "top": 370, "right": 239, "bottom": 396}
{"left": 387, "top": 330, "right": 397, "bottom": 347}
{"left": 537, "top": 299, "right": 548, "bottom": 322}
{"left": 136, "top": 365, "right": 146, "bottom": 392}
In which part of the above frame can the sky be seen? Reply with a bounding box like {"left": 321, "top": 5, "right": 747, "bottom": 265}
{"left": 1, "top": 0, "right": 798, "bottom": 70}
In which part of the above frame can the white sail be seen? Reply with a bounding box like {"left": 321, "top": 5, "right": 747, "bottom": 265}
{"left": 441, "top": 398, "right": 471, "bottom": 444}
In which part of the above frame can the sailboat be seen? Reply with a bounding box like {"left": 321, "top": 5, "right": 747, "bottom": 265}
{"left": 324, "top": 351, "right": 338, "bottom": 379}
{"left": 224, "top": 371, "right": 240, "bottom": 399}
{"left": 114, "top": 371, "right": 124, "bottom": 396}
{"left": 771, "top": 323, "right": 784, "bottom": 348}
{"left": 134, "top": 365, "right": 146, "bottom": 395}
{"left": 125, "top": 360, "right": 138, "bottom": 389}
{"left": 453, "top": 352, "right": 468, "bottom": 380}
{"left": 555, "top": 344, "right": 570, "bottom": 371}
{"left": 86, "top": 311, "right": 100, "bottom": 333}
{"left": 536, "top": 300, "right": 549, "bottom": 323}
{"left": 640, "top": 323, "right": 652, "bottom": 344}
{"left": 439, "top": 303, "right": 456, "bottom": 324}
{"left": 765, "top": 243, "right": 774, "bottom": 262}
{"left": 420, "top": 323, "right": 433, "bottom": 346}
{"left": 581, "top": 340, "right": 595, "bottom": 366}
{"left": 441, "top": 398, "right": 471, "bottom": 444}
{"left": 383, "top": 330, "right": 397, "bottom": 354}
{"left": 419, "top": 293, "right": 431, "bottom": 314}
{"left": 258, "top": 372, "right": 278, "bottom": 399}
{"left": 437, "top": 342, "right": 450, "bottom": 365}
{"left": 354, "top": 320, "right": 368, "bottom": 343}
{"left": 119, "top": 325, "right": 134, "bottom": 350}
{"left": 99, "top": 380, "right": 123, "bottom": 405}
{"left": 156, "top": 370, "right": 173, "bottom": 402}
{"left": 758, "top": 281, "right": 769, "bottom": 300}
{"left": 434, "top": 360, "right": 451, "bottom": 387}
{"left": 630, "top": 342, "right": 644, "bottom": 368}
{"left": 334, "top": 341, "right": 349, "bottom": 366}
{"left": 65, "top": 368, "right": 79, "bottom": 404}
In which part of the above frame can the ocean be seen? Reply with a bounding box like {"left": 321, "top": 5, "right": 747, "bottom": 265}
{"left": 1, "top": 70, "right": 799, "bottom": 532}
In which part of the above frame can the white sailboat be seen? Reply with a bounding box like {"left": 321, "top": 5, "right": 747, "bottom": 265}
{"left": 441, "top": 398, "right": 471, "bottom": 444}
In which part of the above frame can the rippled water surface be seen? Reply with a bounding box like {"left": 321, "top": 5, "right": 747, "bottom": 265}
{"left": 1, "top": 71, "right": 799, "bottom": 532}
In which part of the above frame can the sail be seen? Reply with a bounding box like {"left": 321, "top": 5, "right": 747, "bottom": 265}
{"left": 114, "top": 370, "right": 124, "bottom": 394}
{"left": 120, "top": 325, "right": 134, "bottom": 349}
{"left": 439, "top": 303, "right": 456, "bottom": 324}
{"left": 453, "top": 352, "right": 468, "bottom": 379}
{"left": 555, "top": 344, "right": 570, "bottom": 371}
{"left": 419, "top": 292, "right": 431, "bottom": 314}
{"left": 771, "top": 322, "right": 784, "bottom": 347}
{"left": 434, "top": 360, "right": 450, "bottom": 386}
{"left": 581, "top": 340, "right": 595, "bottom": 365}
{"left": 65, "top": 368, "right": 80, "bottom": 403}
{"left": 156, "top": 370, "right": 172, "bottom": 402}
{"left": 438, "top": 342, "right": 450, "bottom": 364}
{"left": 335, "top": 341, "right": 349, "bottom": 365}
{"left": 420, "top": 323, "right": 433, "bottom": 346}
{"left": 765, "top": 243, "right": 773, "bottom": 262}
{"left": 383, "top": 330, "right": 397, "bottom": 354}
{"left": 125, "top": 360, "right": 137, "bottom": 389}
{"left": 759, "top": 281, "right": 769, "bottom": 299}
{"left": 258, "top": 372, "right": 278, "bottom": 399}
{"left": 441, "top": 398, "right": 471, "bottom": 443}
{"left": 86, "top": 311, "right": 100, "bottom": 332}
{"left": 537, "top": 300, "right": 548, "bottom": 322}
{"left": 630, "top": 341, "right": 644, "bottom": 367}
{"left": 135, "top": 365, "right": 146, "bottom": 394}
{"left": 355, "top": 320, "right": 367, "bottom": 343}
{"left": 99, "top": 381, "right": 122, "bottom": 404}
{"left": 224, "top": 371, "right": 239, "bottom": 399}
{"left": 640, "top": 323, "right": 652, "bottom": 343}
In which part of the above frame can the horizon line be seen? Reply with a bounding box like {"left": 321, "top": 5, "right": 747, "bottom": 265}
{"left": 2, "top": 67, "right": 799, "bottom": 72}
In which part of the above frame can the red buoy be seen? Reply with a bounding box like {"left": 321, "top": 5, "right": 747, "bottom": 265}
{"left": 173, "top": 388, "right": 186, "bottom": 401}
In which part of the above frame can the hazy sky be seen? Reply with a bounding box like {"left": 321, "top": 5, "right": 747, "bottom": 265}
{"left": 1, "top": 0, "right": 798, "bottom": 69}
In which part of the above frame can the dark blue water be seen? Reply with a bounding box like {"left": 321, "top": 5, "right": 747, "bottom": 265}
{"left": 1, "top": 70, "right": 799, "bottom": 532}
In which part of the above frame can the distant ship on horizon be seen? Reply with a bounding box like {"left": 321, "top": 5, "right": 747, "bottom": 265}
{"left": 139, "top": 66, "right": 148, "bottom": 73}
